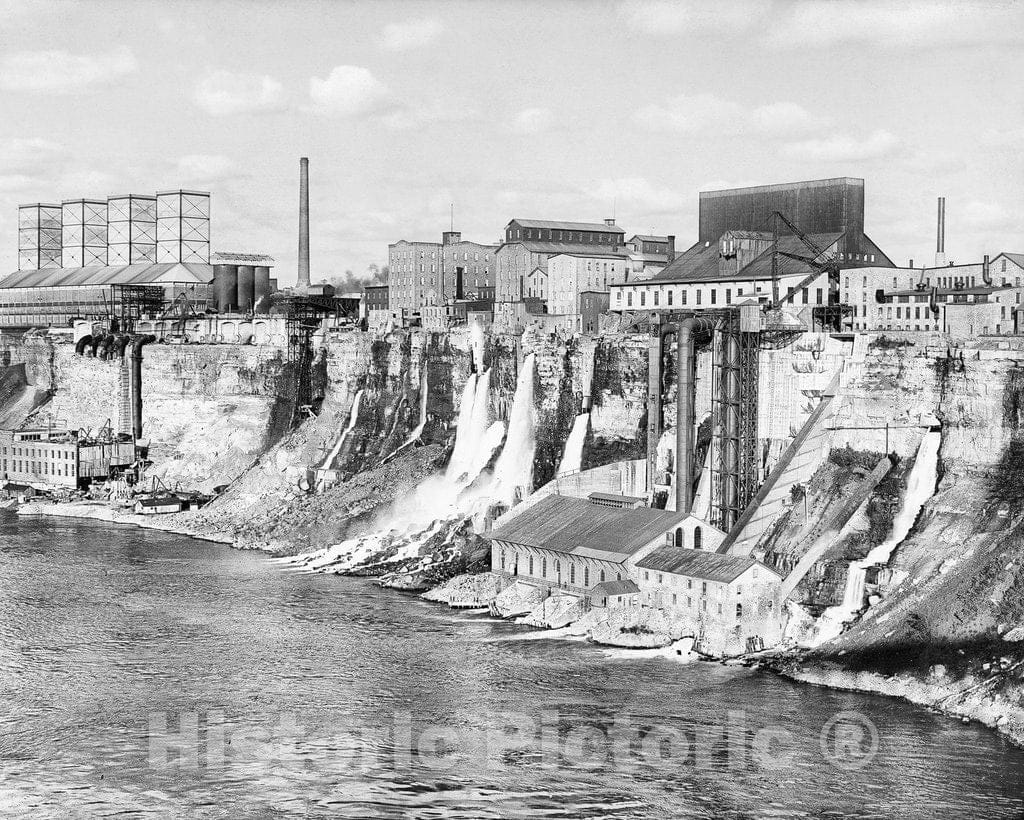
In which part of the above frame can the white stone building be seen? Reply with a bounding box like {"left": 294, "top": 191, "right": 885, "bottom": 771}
{"left": 546, "top": 252, "right": 629, "bottom": 316}
{"left": 634, "top": 546, "right": 784, "bottom": 655}
{"left": 486, "top": 494, "right": 718, "bottom": 597}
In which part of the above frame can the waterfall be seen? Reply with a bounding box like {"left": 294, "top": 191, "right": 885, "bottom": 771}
{"left": 290, "top": 354, "right": 538, "bottom": 577}
{"left": 492, "top": 354, "right": 536, "bottom": 506}
{"left": 470, "top": 321, "right": 486, "bottom": 372}
{"left": 815, "top": 430, "right": 941, "bottom": 643}
{"left": 558, "top": 413, "right": 589, "bottom": 476}
{"left": 446, "top": 373, "right": 478, "bottom": 480}
{"left": 401, "top": 366, "right": 429, "bottom": 449}
{"left": 319, "top": 389, "right": 364, "bottom": 472}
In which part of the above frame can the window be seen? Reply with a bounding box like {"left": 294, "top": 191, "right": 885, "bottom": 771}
{"left": 542, "top": 557, "right": 547, "bottom": 577}
{"left": 736, "top": 603, "right": 743, "bottom": 619}
{"left": 672, "top": 594, "right": 677, "bottom": 605}
{"left": 654, "top": 291, "right": 659, "bottom": 306}
{"left": 725, "top": 288, "right": 731, "bottom": 304}
{"left": 736, "top": 585, "right": 742, "bottom": 595}
{"left": 710, "top": 289, "right": 717, "bottom": 305}
{"left": 696, "top": 290, "right": 702, "bottom": 305}
{"left": 668, "top": 291, "right": 673, "bottom": 305}
{"left": 528, "top": 556, "right": 534, "bottom": 575}
{"left": 644, "top": 571, "right": 649, "bottom": 581}
{"left": 682, "top": 290, "right": 687, "bottom": 304}
{"left": 640, "top": 292, "right": 646, "bottom": 306}
{"left": 584, "top": 567, "right": 589, "bottom": 587}
{"left": 657, "top": 573, "right": 663, "bottom": 584}
{"left": 693, "top": 526, "right": 702, "bottom": 550}
{"left": 600, "top": 569, "right": 605, "bottom": 582}
{"left": 570, "top": 564, "right": 576, "bottom": 584}
{"left": 702, "top": 581, "right": 707, "bottom": 594}
{"left": 687, "top": 579, "right": 693, "bottom": 590}
{"left": 555, "top": 560, "right": 560, "bottom": 578}
{"left": 802, "top": 287, "right": 809, "bottom": 304}
{"left": 500, "top": 549, "right": 505, "bottom": 571}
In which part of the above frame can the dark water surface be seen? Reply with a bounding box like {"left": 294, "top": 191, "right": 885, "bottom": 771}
{"left": 2, "top": 512, "right": 1023, "bottom": 818}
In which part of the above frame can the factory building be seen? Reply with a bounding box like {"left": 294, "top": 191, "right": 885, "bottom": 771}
{"left": 388, "top": 232, "right": 496, "bottom": 317}
{"left": 2, "top": 190, "right": 274, "bottom": 330}
{"left": 625, "top": 234, "right": 675, "bottom": 280}
{"left": 546, "top": 251, "right": 629, "bottom": 316}
{"left": 495, "top": 219, "right": 626, "bottom": 303}
{"left": 609, "top": 178, "right": 893, "bottom": 329}
{"left": 841, "top": 258, "right": 1024, "bottom": 335}
{"left": 0, "top": 427, "right": 135, "bottom": 489}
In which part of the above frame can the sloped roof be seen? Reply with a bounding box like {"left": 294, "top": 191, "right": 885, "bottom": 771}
{"left": 636, "top": 545, "right": 782, "bottom": 583}
{"left": 629, "top": 234, "right": 669, "bottom": 243}
{"left": 0, "top": 263, "right": 214, "bottom": 289}
{"left": 499, "top": 241, "right": 624, "bottom": 256}
{"left": 551, "top": 251, "right": 630, "bottom": 261}
{"left": 210, "top": 252, "right": 275, "bottom": 263}
{"left": 509, "top": 218, "right": 625, "bottom": 234}
{"left": 996, "top": 252, "right": 1024, "bottom": 268}
{"left": 592, "top": 579, "right": 639, "bottom": 596}
{"left": 643, "top": 232, "right": 843, "bottom": 285}
{"left": 486, "top": 494, "right": 685, "bottom": 563}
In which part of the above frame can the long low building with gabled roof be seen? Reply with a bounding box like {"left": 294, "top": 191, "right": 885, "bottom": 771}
{"left": 485, "top": 493, "right": 724, "bottom": 597}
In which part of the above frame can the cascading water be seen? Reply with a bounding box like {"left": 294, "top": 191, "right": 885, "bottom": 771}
{"left": 386, "top": 366, "right": 429, "bottom": 461}
{"left": 290, "top": 360, "right": 522, "bottom": 577}
{"left": 491, "top": 354, "right": 536, "bottom": 506}
{"left": 317, "top": 389, "right": 364, "bottom": 475}
{"left": 814, "top": 430, "right": 942, "bottom": 643}
{"left": 470, "top": 321, "right": 486, "bottom": 373}
{"left": 558, "top": 413, "right": 589, "bottom": 476}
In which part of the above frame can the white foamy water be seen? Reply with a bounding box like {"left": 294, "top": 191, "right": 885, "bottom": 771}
{"left": 291, "top": 359, "right": 538, "bottom": 576}
{"left": 316, "top": 389, "right": 364, "bottom": 483}
{"left": 815, "top": 430, "right": 942, "bottom": 644}
{"left": 558, "top": 412, "right": 589, "bottom": 476}
{"left": 491, "top": 353, "right": 536, "bottom": 506}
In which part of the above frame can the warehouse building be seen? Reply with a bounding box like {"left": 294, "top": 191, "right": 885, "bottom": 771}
{"left": 495, "top": 218, "right": 626, "bottom": 303}
{"left": 388, "top": 230, "right": 497, "bottom": 317}
{"left": 3, "top": 190, "right": 274, "bottom": 330}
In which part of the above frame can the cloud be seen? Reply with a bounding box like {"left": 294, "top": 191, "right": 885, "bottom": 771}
{"left": 618, "top": 0, "right": 766, "bottom": 35}
{"left": 378, "top": 18, "right": 444, "bottom": 51}
{"left": 0, "top": 138, "right": 69, "bottom": 176}
{"left": 512, "top": 108, "right": 553, "bottom": 135}
{"left": 194, "top": 70, "right": 285, "bottom": 116}
{"left": 308, "top": 65, "right": 394, "bottom": 117}
{"left": 0, "top": 46, "right": 136, "bottom": 94}
{"left": 635, "top": 93, "right": 826, "bottom": 136}
{"left": 766, "top": 1, "right": 1024, "bottom": 49}
{"left": 783, "top": 129, "right": 900, "bottom": 162}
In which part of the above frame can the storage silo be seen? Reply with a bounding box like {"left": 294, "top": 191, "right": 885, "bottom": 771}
{"left": 254, "top": 265, "right": 272, "bottom": 309}
{"left": 214, "top": 264, "right": 238, "bottom": 313}
{"left": 237, "top": 265, "right": 255, "bottom": 313}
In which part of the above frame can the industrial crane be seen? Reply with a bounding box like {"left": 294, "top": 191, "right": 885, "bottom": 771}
{"left": 765, "top": 210, "right": 846, "bottom": 332}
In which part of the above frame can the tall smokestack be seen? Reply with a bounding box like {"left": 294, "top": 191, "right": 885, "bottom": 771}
{"left": 935, "top": 196, "right": 946, "bottom": 267}
{"left": 298, "top": 157, "right": 311, "bottom": 293}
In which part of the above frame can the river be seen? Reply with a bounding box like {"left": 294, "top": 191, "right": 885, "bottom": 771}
{"left": 2, "top": 512, "right": 1023, "bottom": 818}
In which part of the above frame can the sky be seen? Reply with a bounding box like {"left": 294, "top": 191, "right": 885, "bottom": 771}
{"left": 1, "top": 0, "right": 1022, "bottom": 287}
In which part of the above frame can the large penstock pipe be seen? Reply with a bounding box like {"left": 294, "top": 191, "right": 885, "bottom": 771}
{"left": 675, "top": 316, "right": 718, "bottom": 515}
{"left": 114, "top": 334, "right": 131, "bottom": 359}
{"left": 982, "top": 254, "right": 992, "bottom": 286}
{"left": 298, "top": 157, "right": 311, "bottom": 293}
{"left": 96, "top": 333, "right": 114, "bottom": 360}
{"left": 89, "top": 332, "right": 106, "bottom": 357}
{"left": 129, "top": 334, "right": 157, "bottom": 440}
{"left": 74, "top": 334, "right": 93, "bottom": 356}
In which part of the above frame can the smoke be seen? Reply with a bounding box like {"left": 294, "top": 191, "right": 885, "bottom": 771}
{"left": 326, "top": 263, "right": 388, "bottom": 293}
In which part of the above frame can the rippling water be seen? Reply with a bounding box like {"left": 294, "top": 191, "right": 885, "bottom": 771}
{"left": 2, "top": 512, "right": 1023, "bottom": 818}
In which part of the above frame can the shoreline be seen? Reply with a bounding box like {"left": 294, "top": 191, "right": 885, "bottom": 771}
{"left": 16, "top": 501, "right": 240, "bottom": 547}
{"left": 759, "top": 655, "right": 1024, "bottom": 750}
{"left": 17, "top": 501, "right": 1023, "bottom": 750}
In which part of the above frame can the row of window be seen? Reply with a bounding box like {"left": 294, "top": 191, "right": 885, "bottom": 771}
{"left": 508, "top": 228, "right": 618, "bottom": 244}
{"left": 3, "top": 458, "right": 75, "bottom": 476}
{"left": 617, "top": 285, "right": 825, "bottom": 308}
{"left": 498, "top": 550, "right": 622, "bottom": 589}
{"left": 2, "top": 445, "right": 74, "bottom": 459}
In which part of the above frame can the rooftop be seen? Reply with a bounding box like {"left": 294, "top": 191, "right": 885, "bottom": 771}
{"left": 636, "top": 545, "right": 782, "bottom": 583}
{"left": 486, "top": 494, "right": 686, "bottom": 563}
{"left": 501, "top": 241, "right": 624, "bottom": 255}
{"left": 509, "top": 218, "right": 625, "bottom": 234}
{"left": 634, "top": 232, "right": 843, "bottom": 286}
{"left": 629, "top": 234, "right": 669, "bottom": 243}
{"left": 550, "top": 252, "right": 630, "bottom": 261}
{"left": 700, "top": 177, "right": 863, "bottom": 197}
{"left": 210, "top": 252, "right": 275, "bottom": 263}
{"left": 592, "top": 579, "right": 640, "bottom": 597}
{"left": 0, "top": 263, "right": 214, "bottom": 290}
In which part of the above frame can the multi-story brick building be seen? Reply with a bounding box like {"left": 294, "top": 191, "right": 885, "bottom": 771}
{"left": 625, "top": 234, "right": 674, "bottom": 280}
{"left": 388, "top": 231, "right": 496, "bottom": 317}
{"left": 495, "top": 218, "right": 626, "bottom": 303}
